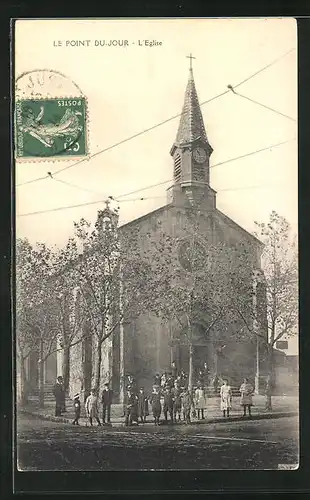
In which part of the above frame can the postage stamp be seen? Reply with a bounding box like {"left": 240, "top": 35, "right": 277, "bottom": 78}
{"left": 15, "top": 97, "right": 87, "bottom": 159}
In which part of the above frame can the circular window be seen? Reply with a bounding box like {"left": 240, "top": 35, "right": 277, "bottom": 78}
{"left": 177, "top": 238, "right": 207, "bottom": 272}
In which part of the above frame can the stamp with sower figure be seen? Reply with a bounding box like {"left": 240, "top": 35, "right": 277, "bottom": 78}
{"left": 15, "top": 98, "right": 87, "bottom": 158}
{"left": 15, "top": 70, "right": 88, "bottom": 160}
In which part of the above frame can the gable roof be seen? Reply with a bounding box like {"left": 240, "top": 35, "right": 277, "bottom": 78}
{"left": 119, "top": 202, "right": 263, "bottom": 248}
{"left": 216, "top": 209, "right": 263, "bottom": 247}
{"left": 118, "top": 204, "right": 170, "bottom": 231}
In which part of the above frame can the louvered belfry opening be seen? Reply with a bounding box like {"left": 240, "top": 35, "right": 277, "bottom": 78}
{"left": 174, "top": 154, "right": 182, "bottom": 182}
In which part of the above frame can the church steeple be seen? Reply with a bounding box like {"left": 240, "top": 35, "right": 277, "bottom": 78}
{"left": 174, "top": 62, "right": 211, "bottom": 149}
{"left": 168, "top": 55, "right": 216, "bottom": 209}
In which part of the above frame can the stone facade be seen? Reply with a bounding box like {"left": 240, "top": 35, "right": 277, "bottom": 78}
{"left": 115, "top": 203, "right": 264, "bottom": 396}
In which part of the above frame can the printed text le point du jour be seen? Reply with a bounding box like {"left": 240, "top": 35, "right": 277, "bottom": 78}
{"left": 53, "top": 40, "right": 162, "bottom": 48}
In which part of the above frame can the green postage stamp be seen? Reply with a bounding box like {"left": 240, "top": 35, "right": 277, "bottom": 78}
{"left": 15, "top": 97, "right": 87, "bottom": 159}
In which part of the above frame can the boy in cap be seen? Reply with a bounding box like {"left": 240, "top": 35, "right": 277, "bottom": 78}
{"left": 101, "top": 382, "right": 113, "bottom": 425}
{"left": 72, "top": 393, "right": 81, "bottom": 425}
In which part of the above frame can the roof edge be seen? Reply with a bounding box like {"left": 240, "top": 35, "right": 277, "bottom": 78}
{"left": 216, "top": 209, "right": 264, "bottom": 247}
{"left": 118, "top": 204, "right": 171, "bottom": 230}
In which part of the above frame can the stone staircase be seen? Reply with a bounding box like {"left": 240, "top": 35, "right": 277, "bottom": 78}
{"left": 204, "top": 386, "right": 241, "bottom": 397}
{"left": 27, "top": 381, "right": 72, "bottom": 407}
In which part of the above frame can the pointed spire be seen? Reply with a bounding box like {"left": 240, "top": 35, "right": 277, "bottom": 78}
{"left": 175, "top": 57, "right": 210, "bottom": 147}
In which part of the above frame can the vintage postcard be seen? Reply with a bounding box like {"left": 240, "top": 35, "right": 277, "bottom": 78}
{"left": 15, "top": 18, "right": 298, "bottom": 471}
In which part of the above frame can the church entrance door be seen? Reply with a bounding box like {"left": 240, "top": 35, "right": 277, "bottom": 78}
{"left": 178, "top": 343, "right": 209, "bottom": 386}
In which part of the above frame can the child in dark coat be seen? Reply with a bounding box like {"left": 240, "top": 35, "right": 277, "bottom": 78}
{"left": 172, "top": 383, "right": 182, "bottom": 422}
{"left": 72, "top": 394, "right": 81, "bottom": 425}
{"left": 150, "top": 386, "right": 162, "bottom": 425}
{"left": 163, "top": 387, "right": 174, "bottom": 423}
{"left": 124, "top": 390, "right": 139, "bottom": 426}
{"left": 182, "top": 390, "right": 194, "bottom": 424}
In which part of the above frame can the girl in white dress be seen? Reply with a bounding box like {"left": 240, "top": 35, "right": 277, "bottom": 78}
{"left": 85, "top": 389, "right": 101, "bottom": 426}
{"left": 220, "top": 379, "right": 232, "bottom": 418}
{"left": 194, "top": 384, "right": 207, "bottom": 420}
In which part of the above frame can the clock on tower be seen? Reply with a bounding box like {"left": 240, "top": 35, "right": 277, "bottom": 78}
{"left": 193, "top": 147, "right": 207, "bottom": 164}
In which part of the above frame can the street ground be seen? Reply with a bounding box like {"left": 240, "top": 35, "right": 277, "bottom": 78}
{"left": 17, "top": 414, "right": 299, "bottom": 471}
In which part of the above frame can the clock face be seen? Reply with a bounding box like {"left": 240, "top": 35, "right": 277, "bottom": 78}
{"left": 193, "top": 147, "right": 207, "bottom": 164}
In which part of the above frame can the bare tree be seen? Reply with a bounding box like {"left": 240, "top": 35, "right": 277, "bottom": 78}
{"left": 16, "top": 238, "right": 60, "bottom": 407}
{"left": 227, "top": 212, "right": 298, "bottom": 409}
{"left": 134, "top": 210, "right": 256, "bottom": 390}
{"left": 66, "top": 204, "right": 154, "bottom": 393}
{"left": 254, "top": 211, "right": 298, "bottom": 408}
{"left": 51, "top": 242, "right": 89, "bottom": 393}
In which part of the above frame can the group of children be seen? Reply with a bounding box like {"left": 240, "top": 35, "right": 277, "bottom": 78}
{"left": 69, "top": 376, "right": 255, "bottom": 427}
{"left": 123, "top": 376, "right": 255, "bottom": 425}
{"left": 124, "top": 380, "right": 209, "bottom": 426}
{"left": 71, "top": 383, "right": 113, "bottom": 427}
{"left": 220, "top": 377, "right": 255, "bottom": 418}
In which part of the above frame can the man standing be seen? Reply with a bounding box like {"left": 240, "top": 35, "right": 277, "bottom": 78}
{"left": 203, "top": 362, "right": 209, "bottom": 387}
{"left": 166, "top": 372, "right": 174, "bottom": 389}
{"left": 163, "top": 387, "right": 174, "bottom": 423}
{"left": 101, "top": 383, "right": 113, "bottom": 425}
{"left": 265, "top": 375, "right": 272, "bottom": 411}
{"left": 171, "top": 361, "right": 178, "bottom": 381}
{"left": 138, "top": 387, "right": 149, "bottom": 424}
{"left": 153, "top": 373, "right": 161, "bottom": 388}
{"left": 52, "top": 376, "right": 65, "bottom": 417}
{"left": 212, "top": 374, "right": 219, "bottom": 396}
{"left": 180, "top": 369, "right": 188, "bottom": 389}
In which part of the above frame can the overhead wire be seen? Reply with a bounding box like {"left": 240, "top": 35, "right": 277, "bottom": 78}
{"left": 16, "top": 88, "right": 228, "bottom": 187}
{"left": 111, "top": 137, "right": 295, "bottom": 200}
{"left": 232, "top": 47, "right": 295, "bottom": 89}
{"left": 16, "top": 47, "right": 296, "bottom": 188}
{"left": 17, "top": 181, "right": 291, "bottom": 218}
{"left": 52, "top": 177, "right": 107, "bottom": 197}
{"left": 230, "top": 90, "right": 296, "bottom": 122}
{"left": 16, "top": 137, "right": 296, "bottom": 217}
{"left": 54, "top": 137, "right": 293, "bottom": 202}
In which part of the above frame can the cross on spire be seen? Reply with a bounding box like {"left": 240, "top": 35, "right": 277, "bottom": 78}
{"left": 104, "top": 198, "right": 111, "bottom": 210}
{"left": 186, "top": 53, "right": 196, "bottom": 70}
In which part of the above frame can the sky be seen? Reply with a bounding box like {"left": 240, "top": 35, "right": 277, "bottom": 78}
{"left": 15, "top": 18, "right": 298, "bottom": 353}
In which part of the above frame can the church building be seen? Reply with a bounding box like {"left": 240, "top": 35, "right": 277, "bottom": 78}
{"left": 21, "top": 61, "right": 268, "bottom": 405}
{"left": 107, "top": 62, "right": 268, "bottom": 400}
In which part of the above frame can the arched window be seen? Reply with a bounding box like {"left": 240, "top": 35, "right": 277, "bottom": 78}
{"left": 174, "top": 154, "right": 182, "bottom": 182}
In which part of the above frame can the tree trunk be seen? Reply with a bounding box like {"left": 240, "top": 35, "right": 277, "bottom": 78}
{"left": 20, "top": 356, "right": 28, "bottom": 406}
{"left": 62, "top": 345, "right": 70, "bottom": 394}
{"left": 266, "top": 344, "right": 275, "bottom": 411}
{"left": 188, "top": 343, "right": 194, "bottom": 391}
{"left": 38, "top": 340, "right": 45, "bottom": 408}
{"left": 94, "top": 338, "right": 103, "bottom": 392}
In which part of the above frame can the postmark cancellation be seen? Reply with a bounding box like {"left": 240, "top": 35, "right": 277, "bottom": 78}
{"left": 15, "top": 70, "right": 88, "bottom": 160}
